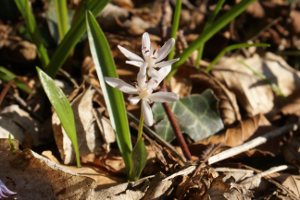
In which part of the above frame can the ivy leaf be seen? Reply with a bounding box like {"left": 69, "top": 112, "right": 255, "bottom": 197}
{"left": 153, "top": 89, "right": 224, "bottom": 142}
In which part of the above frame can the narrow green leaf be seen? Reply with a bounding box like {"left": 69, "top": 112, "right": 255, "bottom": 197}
{"left": 15, "top": 0, "right": 49, "bottom": 68}
{"left": 47, "top": 0, "right": 109, "bottom": 77}
{"left": 54, "top": 0, "right": 69, "bottom": 42}
{"left": 195, "top": 0, "right": 226, "bottom": 67}
{"left": 153, "top": 90, "right": 224, "bottom": 142}
{"left": 0, "top": 66, "right": 31, "bottom": 93}
{"left": 130, "top": 138, "right": 147, "bottom": 181}
{"left": 206, "top": 43, "right": 270, "bottom": 73}
{"left": 169, "top": 0, "right": 255, "bottom": 78}
{"left": 36, "top": 67, "right": 81, "bottom": 167}
{"left": 86, "top": 11, "right": 133, "bottom": 175}
{"left": 168, "top": 0, "right": 182, "bottom": 60}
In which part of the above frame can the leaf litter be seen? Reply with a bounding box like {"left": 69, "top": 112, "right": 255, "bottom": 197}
{"left": 2, "top": 0, "right": 300, "bottom": 199}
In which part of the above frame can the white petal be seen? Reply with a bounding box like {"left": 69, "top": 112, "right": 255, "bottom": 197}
{"left": 118, "top": 45, "right": 143, "bottom": 62}
{"left": 125, "top": 60, "right": 144, "bottom": 68}
{"left": 155, "top": 38, "right": 175, "bottom": 62}
{"left": 148, "top": 65, "right": 171, "bottom": 89}
{"left": 142, "top": 100, "right": 154, "bottom": 126}
{"left": 105, "top": 77, "right": 137, "bottom": 94}
{"left": 148, "top": 92, "right": 179, "bottom": 102}
{"left": 137, "top": 64, "right": 147, "bottom": 88}
{"left": 147, "top": 67, "right": 160, "bottom": 78}
{"left": 155, "top": 58, "right": 179, "bottom": 68}
{"left": 128, "top": 96, "right": 141, "bottom": 105}
{"left": 142, "top": 32, "right": 151, "bottom": 57}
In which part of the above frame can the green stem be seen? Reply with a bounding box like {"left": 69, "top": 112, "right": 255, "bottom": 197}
{"left": 168, "top": 0, "right": 182, "bottom": 60}
{"left": 137, "top": 113, "right": 144, "bottom": 141}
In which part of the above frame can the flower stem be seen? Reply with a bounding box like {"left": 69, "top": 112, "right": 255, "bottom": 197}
{"left": 137, "top": 113, "right": 144, "bottom": 141}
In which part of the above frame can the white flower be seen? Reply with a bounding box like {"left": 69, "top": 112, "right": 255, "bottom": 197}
{"left": 105, "top": 65, "right": 178, "bottom": 126}
{"left": 117, "top": 32, "right": 179, "bottom": 78}
{"left": 0, "top": 180, "right": 16, "bottom": 199}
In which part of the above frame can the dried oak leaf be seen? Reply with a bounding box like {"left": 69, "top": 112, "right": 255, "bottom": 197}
{"left": 212, "top": 53, "right": 300, "bottom": 117}
{"left": 190, "top": 72, "right": 241, "bottom": 125}
{"left": 194, "top": 114, "right": 270, "bottom": 147}
{"left": 0, "top": 140, "right": 94, "bottom": 200}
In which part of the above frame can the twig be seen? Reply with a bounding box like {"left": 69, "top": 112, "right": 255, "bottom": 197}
{"left": 0, "top": 80, "right": 13, "bottom": 108}
{"left": 208, "top": 122, "right": 299, "bottom": 165}
{"left": 162, "top": 86, "right": 192, "bottom": 160}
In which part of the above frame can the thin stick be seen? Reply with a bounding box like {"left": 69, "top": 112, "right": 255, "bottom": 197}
{"left": 208, "top": 123, "right": 299, "bottom": 165}
{"left": 162, "top": 101, "right": 192, "bottom": 160}
{"left": 0, "top": 80, "right": 13, "bottom": 107}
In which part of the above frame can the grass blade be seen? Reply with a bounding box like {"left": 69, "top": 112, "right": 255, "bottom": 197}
{"left": 168, "top": 0, "right": 182, "bottom": 60}
{"left": 205, "top": 43, "right": 269, "bottom": 73}
{"left": 169, "top": 0, "right": 255, "bottom": 78}
{"left": 86, "top": 11, "right": 133, "bottom": 175}
{"left": 47, "top": 0, "right": 109, "bottom": 77}
{"left": 37, "top": 67, "right": 81, "bottom": 167}
{"left": 0, "top": 66, "right": 31, "bottom": 93}
{"left": 195, "top": 0, "right": 226, "bottom": 67}
{"left": 54, "top": 0, "right": 69, "bottom": 42}
{"left": 15, "top": 0, "right": 49, "bottom": 68}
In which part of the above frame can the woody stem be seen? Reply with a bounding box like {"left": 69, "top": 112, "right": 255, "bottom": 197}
{"left": 162, "top": 83, "right": 192, "bottom": 160}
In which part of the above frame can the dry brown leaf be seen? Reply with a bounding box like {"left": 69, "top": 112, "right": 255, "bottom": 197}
{"left": 273, "top": 173, "right": 300, "bottom": 198}
{"left": 0, "top": 139, "right": 95, "bottom": 200}
{"left": 0, "top": 105, "right": 41, "bottom": 146}
{"left": 190, "top": 72, "right": 241, "bottom": 125}
{"left": 212, "top": 53, "right": 300, "bottom": 116}
{"left": 282, "top": 137, "right": 300, "bottom": 166}
{"left": 195, "top": 114, "right": 270, "bottom": 147}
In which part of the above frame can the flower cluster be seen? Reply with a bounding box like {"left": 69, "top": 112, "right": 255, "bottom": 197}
{"left": 0, "top": 180, "right": 16, "bottom": 199}
{"left": 105, "top": 32, "right": 179, "bottom": 126}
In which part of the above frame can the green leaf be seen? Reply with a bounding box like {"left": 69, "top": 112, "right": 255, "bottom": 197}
{"left": 36, "top": 67, "right": 81, "bottom": 167}
{"left": 168, "top": 0, "right": 182, "bottom": 60}
{"left": 47, "top": 0, "right": 109, "bottom": 77}
{"left": 169, "top": 0, "right": 255, "bottom": 78}
{"left": 130, "top": 138, "right": 147, "bottom": 181}
{"left": 153, "top": 90, "right": 224, "bottom": 142}
{"left": 54, "top": 0, "right": 69, "bottom": 42}
{"left": 0, "top": 66, "right": 31, "bottom": 93}
{"left": 86, "top": 11, "right": 133, "bottom": 175}
{"left": 15, "top": 0, "right": 49, "bottom": 68}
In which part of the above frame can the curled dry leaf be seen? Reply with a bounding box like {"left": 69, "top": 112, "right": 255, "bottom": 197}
{"left": 212, "top": 52, "right": 300, "bottom": 116}
{"left": 190, "top": 72, "right": 241, "bottom": 125}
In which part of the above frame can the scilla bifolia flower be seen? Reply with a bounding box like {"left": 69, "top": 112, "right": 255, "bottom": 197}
{"left": 0, "top": 180, "right": 16, "bottom": 199}
{"left": 105, "top": 33, "right": 179, "bottom": 126}
{"left": 117, "top": 32, "right": 179, "bottom": 78}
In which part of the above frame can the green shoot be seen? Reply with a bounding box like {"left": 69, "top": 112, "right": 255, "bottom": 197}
{"left": 168, "top": 0, "right": 182, "bottom": 60}
{"left": 168, "top": 0, "right": 255, "bottom": 78}
{"left": 15, "top": 0, "right": 49, "bottom": 68}
{"left": 86, "top": 11, "right": 135, "bottom": 178}
{"left": 54, "top": 0, "right": 69, "bottom": 42}
{"left": 37, "top": 67, "right": 81, "bottom": 167}
{"left": 195, "top": 0, "right": 226, "bottom": 67}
